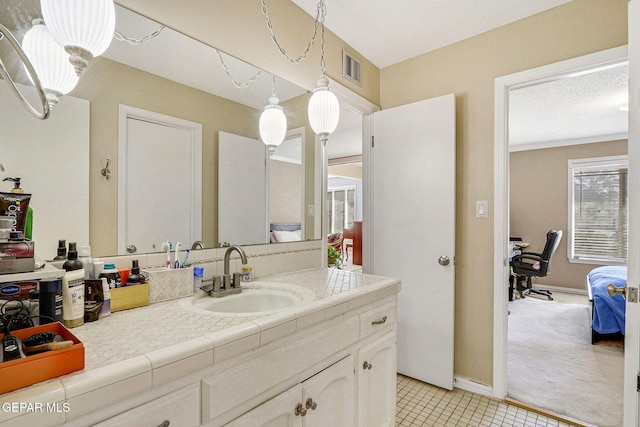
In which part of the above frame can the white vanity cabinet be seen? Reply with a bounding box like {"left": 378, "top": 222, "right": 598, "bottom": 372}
{"left": 357, "top": 332, "right": 397, "bottom": 427}
{"left": 224, "top": 355, "right": 355, "bottom": 426}
{"left": 92, "top": 383, "right": 200, "bottom": 427}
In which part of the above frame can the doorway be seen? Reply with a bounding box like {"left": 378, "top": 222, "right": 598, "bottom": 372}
{"left": 494, "top": 46, "right": 629, "bottom": 425}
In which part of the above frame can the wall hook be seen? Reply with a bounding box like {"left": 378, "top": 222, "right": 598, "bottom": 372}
{"left": 101, "top": 158, "right": 111, "bottom": 181}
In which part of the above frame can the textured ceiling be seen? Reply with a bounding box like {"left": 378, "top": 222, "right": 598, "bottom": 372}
{"left": 509, "top": 63, "right": 629, "bottom": 150}
{"left": 290, "top": 0, "right": 572, "bottom": 68}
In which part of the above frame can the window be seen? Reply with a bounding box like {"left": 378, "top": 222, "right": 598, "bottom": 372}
{"left": 568, "top": 155, "right": 628, "bottom": 264}
{"left": 327, "top": 186, "right": 356, "bottom": 234}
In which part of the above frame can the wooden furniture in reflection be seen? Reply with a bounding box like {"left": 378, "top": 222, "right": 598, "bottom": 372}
{"left": 343, "top": 221, "right": 362, "bottom": 265}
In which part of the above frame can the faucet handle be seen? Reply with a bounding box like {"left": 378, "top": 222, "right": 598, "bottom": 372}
{"left": 232, "top": 272, "right": 243, "bottom": 289}
{"left": 212, "top": 275, "right": 222, "bottom": 292}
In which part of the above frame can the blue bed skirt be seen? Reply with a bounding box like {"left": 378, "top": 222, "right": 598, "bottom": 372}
{"left": 588, "top": 265, "right": 627, "bottom": 335}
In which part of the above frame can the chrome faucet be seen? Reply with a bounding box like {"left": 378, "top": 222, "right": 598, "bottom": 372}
{"left": 191, "top": 240, "right": 205, "bottom": 250}
{"left": 201, "top": 244, "right": 248, "bottom": 297}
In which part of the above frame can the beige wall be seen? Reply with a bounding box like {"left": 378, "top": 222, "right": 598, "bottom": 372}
{"left": 270, "top": 160, "right": 303, "bottom": 224}
{"left": 380, "top": 0, "right": 627, "bottom": 385}
{"left": 510, "top": 140, "right": 628, "bottom": 291}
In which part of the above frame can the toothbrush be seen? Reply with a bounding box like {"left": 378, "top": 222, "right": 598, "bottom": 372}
{"left": 174, "top": 242, "right": 181, "bottom": 269}
{"left": 180, "top": 249, "right": 190, "bottom": 268}
{"left": 162, "top": 241, "right": 172, "bottom": 269}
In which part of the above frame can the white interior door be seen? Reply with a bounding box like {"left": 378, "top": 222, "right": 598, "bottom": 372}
{"left": 626, "top": 1, "right": 640, "bottom": 426}
{"left": 118, "top": 106, "right": 202, "bottom": 254}
{"left": 371, "top": 94, "right": 456, "bottom": 389}
{"left": 218, "top": 131, "right": 268, "bottom": 245}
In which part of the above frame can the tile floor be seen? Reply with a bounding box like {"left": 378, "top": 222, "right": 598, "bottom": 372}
{"left": 396, "top": 375, "right": 585, "bottom": 427}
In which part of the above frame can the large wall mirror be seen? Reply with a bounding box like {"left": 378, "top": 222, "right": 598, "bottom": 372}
{"left": 0, "top": 2, "right": 322, "bottom": 259}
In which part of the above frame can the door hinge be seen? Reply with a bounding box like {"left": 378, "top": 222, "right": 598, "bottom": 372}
{"left": 637, "top": 373, "right": 640, "bottom": 392}
{"left": 371, "top": 135, "right": 375, "bottom": 148}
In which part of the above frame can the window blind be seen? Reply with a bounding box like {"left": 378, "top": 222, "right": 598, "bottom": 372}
{"left": 571, "top": 161, "right": 628, "bottom": 262}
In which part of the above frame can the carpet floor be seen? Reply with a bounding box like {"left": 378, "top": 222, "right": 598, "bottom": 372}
{"left": 508, "top": 297, "right": 624, "bottom": 427}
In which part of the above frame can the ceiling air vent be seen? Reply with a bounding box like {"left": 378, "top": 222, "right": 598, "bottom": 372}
{"left": 342, "top": 50, "right": 362, "bottom": 86}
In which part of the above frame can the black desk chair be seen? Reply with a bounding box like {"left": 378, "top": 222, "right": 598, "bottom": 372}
{"left": 511, "top": 230, "right": 563, "bottom": 301}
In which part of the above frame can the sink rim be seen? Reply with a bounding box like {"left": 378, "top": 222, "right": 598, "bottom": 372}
{"left": 179, "top": 282, "right": 316, "bottom": 316}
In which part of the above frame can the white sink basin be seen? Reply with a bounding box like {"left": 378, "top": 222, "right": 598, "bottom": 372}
{"left": 179, "top": 282, "right": 316, "bottom": 315}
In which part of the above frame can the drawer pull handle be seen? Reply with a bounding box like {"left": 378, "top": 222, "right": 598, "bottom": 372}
{"left": 295, "top": 403, "right": 307, "bottom": 416}
{"left": 371, "top": 315, "right": 387, "bottom": 325}
{"left": 158, "top": 421, "right": 170, "bottom": 427}
{"left": 305, "top": 397, "right": 318, "bottom": 410}
{"left": 363, "top": 361, "right": 372, "bottom": 370}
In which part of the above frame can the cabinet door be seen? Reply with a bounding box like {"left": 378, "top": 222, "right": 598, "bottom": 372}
{"left": 302, "top": 355, "right": 355, "bottom": 427}
{"left": 93, "top": 383, "right": 200, "bottom": 427}
{"left": 223, "top": 384, "right": 303, "bottom": 427}
{"left": 357, "top": 332, "right": 397, "bottom": 427}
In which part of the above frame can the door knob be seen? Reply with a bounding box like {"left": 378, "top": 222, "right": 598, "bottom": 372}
{"left": 438, "top": 256, "right": 450, "bottom": 266}
{"left": 305, "top": 397, "right": 318, "bottom": 410}
{"left": 609, "top": 283, "right": 639, "bottom": 302}
{"left": 127, "top": 244, "right": 137, "bottom": 253}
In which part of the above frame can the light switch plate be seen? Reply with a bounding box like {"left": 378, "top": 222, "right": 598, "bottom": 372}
{"left": 476, "top": 200, "right": 489, "bottom": 218}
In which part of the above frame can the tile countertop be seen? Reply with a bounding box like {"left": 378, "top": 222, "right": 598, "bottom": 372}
{"left": 63, "top": 267, "right": 400, "bottom": 371}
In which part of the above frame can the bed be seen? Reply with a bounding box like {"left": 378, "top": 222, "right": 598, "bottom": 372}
{"left": 587, "top": 265, "right": 627, "bottom": 344}
{"left": 269, "top": 223, "right": 302, "bottom": 243}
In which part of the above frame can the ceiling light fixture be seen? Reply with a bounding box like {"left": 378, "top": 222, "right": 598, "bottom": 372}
{"left": 22, "top": 19, "right": 79, "bottom": 110}
{"left": 307, "top": 2, "right": 339, "bottom": 145}
{"left": 41, "top": 0, "right": 116, "bottom": 76}
{"left": 261, "top": 0, "right": 339, "bottom": 145}
{"left": 260, "top": 76, "right": 288, "bottom": 155}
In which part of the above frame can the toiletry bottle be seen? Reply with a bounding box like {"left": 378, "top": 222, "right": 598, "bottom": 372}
{"left": 126, "top": 259, "right": 145, "bottom": 285}
{"left": 39, "top": 278, "right": 63, "bottom": 324}
{"left": 193, "top": 266, "right": 204, "bottom": 292}
{"left": 78, "top": 245, "right": 93, "bottom": 272}
{"left": 53, "top": 239, "right": 67, "bottom": 260}
{"left": 100, "top": 278, "right": 111, "bottom": 317}
{"left": 62, "top": 269, "right": 85, "bottom": 328}
{"left": 83, "top": 262, "right": 104, "bottom": 322}
{"left": 2, "top": 177, "right": 33, "bottom": 239}
{"left": 100, "top": 263, "right": 121, "bottom": 288}
{"left": 62, "top": 242, "right": 83, "bottom": 271}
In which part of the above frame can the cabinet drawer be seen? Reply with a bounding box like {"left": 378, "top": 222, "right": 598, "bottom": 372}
{"left": 360, "top": 302, "right": 396, "bottom": 338}
{"left": 93, "top": 383, "right": 200, "bottom": 427}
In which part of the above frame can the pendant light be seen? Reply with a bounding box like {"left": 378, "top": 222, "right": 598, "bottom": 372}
{"left": 260, "top": 76, "right": 288, "bottom": 155}
{"left": 307, "top": 3, "right": 339, "bottom": 144}
{"left": 40, "top": 0, "right": 116, "bottom": 76}
{"left": 22, "top": 19, "right": 79, "bottom": 109}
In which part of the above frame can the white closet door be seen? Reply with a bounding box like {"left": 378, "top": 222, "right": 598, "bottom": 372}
{"left": 218, "top": 131, "right": 268, "bottom": 245}
{"left": 371, "top": 94, "right": 456, "bottom": 390}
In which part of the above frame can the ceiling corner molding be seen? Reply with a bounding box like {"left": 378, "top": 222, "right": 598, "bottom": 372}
{"left": 509, "top": 132, "right": 629, "bottom": 152}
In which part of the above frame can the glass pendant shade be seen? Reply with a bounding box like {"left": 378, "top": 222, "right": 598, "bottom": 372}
{"left": 22, "top": 20, "right": 79, "bottom": 108}
{"left": 308, "top": 78, "right": 339, "bottom": 137}
{"left": 41, "top": 0, "right": 116, "bottom": 75}
{"left": 259, "top": 96, "right": 288, "bottom": 154}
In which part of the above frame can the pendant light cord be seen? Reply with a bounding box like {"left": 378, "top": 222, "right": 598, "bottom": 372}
{"left": 114, "top": 25, "right": 166, "bottom": 45}
{"left": 261, "top": 0, "right": 327, "bottom": 65}
{"left": 216, "top": 49, "right": 263, "bottom": 89}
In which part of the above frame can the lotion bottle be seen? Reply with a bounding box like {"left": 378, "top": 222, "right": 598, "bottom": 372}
{"left": 62, "top": 269, "right": 85, "bottom": 328}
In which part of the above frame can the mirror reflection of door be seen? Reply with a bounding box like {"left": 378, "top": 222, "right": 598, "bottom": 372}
{"left": 118, "top": 105, "right": 202, "bottom": 254}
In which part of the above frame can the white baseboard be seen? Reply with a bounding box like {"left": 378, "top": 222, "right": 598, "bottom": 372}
{"left": 531, "top": 283, "right": 588, "bottom": 296}
{"left": 454, "top": 376, "right": 495, "bottom": 398}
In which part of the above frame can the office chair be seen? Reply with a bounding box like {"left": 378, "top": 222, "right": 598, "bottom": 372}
{"left": 511, "top": 229, "right": 563, "bottom": 301}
